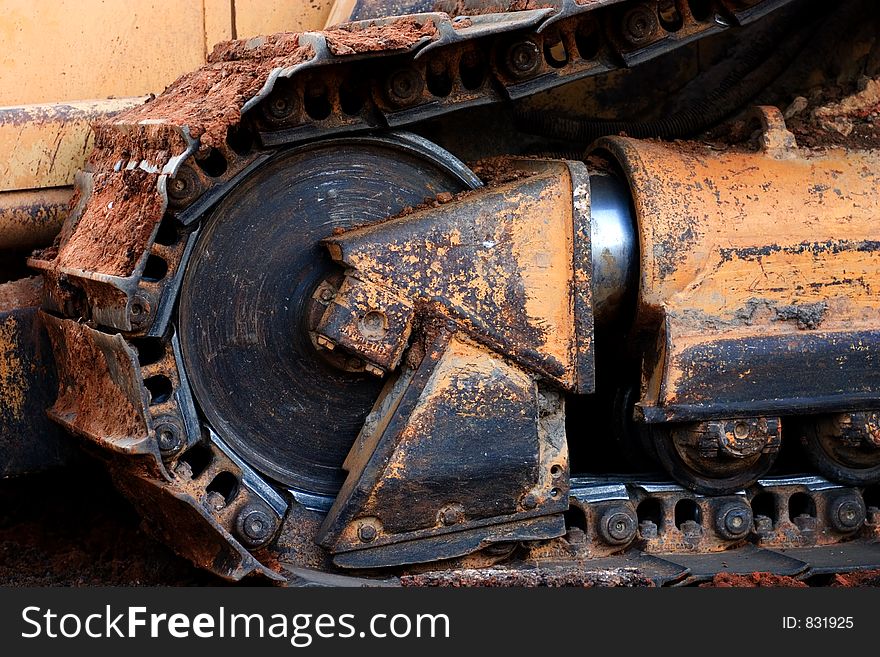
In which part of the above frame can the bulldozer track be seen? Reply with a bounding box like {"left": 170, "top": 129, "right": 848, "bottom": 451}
{"left": 27, "top": 0, "right": 880, "bottom": 584}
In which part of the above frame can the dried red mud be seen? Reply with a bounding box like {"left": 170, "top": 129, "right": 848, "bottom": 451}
{"left": 46, "top": 320, "right": 146, "bottom": 440}
{"left": 0, "top": 276, "right": 42, "bottom": 312}
{"left": 120, "top": 33, "right": 314, "bottom": 151}
{"left": 434, "top": 0, "right": 556, "bottom": 16}
{"left": 471, "top": 156, "right": 535, "bottom": 185}
{"left": 401, "top": 567, "right": 653, "bottom": 587}
{"left": 828, "top": 570, "right": 880, "bottom": 587}
{"left": 700, "top": 572, "right": 809, "bottom": 588}
{"left": 53, "top": 162, "right": 165, "bottom": 276}
{"left": 43, "top": 34, "right": 315, "bottom": 277}
{"left": 325, "top": 17, "right": 437, "bottom": 55}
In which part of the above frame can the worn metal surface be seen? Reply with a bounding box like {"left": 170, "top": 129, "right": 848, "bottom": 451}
{"left": 650, "top": 417, "right": 781, "bottom": 494}
{"left": 39, "top": 315, "right": 285, "bottom": 580}
{"left": 317, "top": 276, "right": 416, "bottom": 374}
{"left": 666, "top": 544, "right": 809, "bottom": 585}
{"left": 0, "top": 301, "right": 71, "bottom": 477}
{"left": 749, "top": 476, "right": 870, "bottom": 549}
{"left": 776, "top": 542, "right": 880, "bottom": 576}
{"left": 329, "top": 0, "right": 435, "bottom": 24}
{"left": 30, "top": 0, "right": 791, "bottom": 339}
{"left": 797, "top": 412, "right": 880, "bottom": 485}
{"left": 566, "top": 474, "right": 879, "bottom": 557}
{"left": 595, "top": 113, "right": 880, "bottom": 425}
{"left": 319, "top": 332, "right": 569, "bottom": 565}
{"left": 323, "top": 158, "right": 595, "bottom": 393}
{"left": 0, "top": 98, "right": 146, "bottom": 194}
{"left": 0, "top": 188, "right": 70, "bottom": 251}
{"left": 589, "top": 172, "right": 637, "bottom": 328}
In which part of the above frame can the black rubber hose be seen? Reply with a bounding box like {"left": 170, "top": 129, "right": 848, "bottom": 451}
{"left": 514, "top": 2, "right": 828, "bottom": 142}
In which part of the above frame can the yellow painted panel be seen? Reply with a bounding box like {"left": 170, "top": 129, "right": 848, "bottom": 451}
{"left": 0, "top": 98, "right": 147, "bottom": 191}
{"left": 0, "top": 0, "right": 207, "bottom": 105}
{"left": 232, "top": 0, "right": 334, "bottom": 45}
{"left": 204, "top": 0, "right": 234, "bottom": 52}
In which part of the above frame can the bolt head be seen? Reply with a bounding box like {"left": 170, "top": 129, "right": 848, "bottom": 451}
{"left": 506, "top": 41, "right": 540, "bottom": 78}
{"left": 831, "top": 496, "right": 866, "bottom": 532}
{"left": 599, "top": 508, "right": 637, "bottom": 545}
{"left": 715, "top": 502, "right": 752, "bottom": 540}
{"left": 386, "top": 68, "right": 423, "bottom": 106}
{"left": 622, "top": 6, "right": 659, "bottom": 45}
{"left": 156, "top": 422, "right": 182, "bottom": 454}
{"left": 358, "top": 522, "right": 378, "bottom": 543}
{"left": 521, "top": 492, "right": 539, "bottom": 510}
{"left": 235, "top": 507, "right": 276, "bottom": 547}
{"left": 439, "top": 505, "right": 463, "bottom": 526}
{"left": 129, "top": 294, "right": 154, "bottom": 328}
{"left": 358, "top": 310, "right": 387, "bottom": 341}
{"left": 166, "top": 165, "right": 202, "bottom": 204}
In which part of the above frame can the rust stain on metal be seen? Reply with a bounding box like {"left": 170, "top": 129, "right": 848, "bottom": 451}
{"left": 34, "top": 34, "right": 316, "bottom": 280}
{"left": 0, "top": 315, "right": 27, "bottom": 423}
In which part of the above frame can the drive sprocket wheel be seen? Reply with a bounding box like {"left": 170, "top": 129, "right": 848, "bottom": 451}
{"left": 178, "top": 133, "right": 479, "bottom": 496}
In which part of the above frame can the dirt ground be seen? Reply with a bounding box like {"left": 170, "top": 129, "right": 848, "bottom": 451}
{"left": 0, "top": 458, "right": 227, "bottom": 586}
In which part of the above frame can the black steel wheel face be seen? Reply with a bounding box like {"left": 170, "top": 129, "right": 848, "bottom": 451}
{"left": 178, "top": 134, "right": 479, "bottom": 496}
